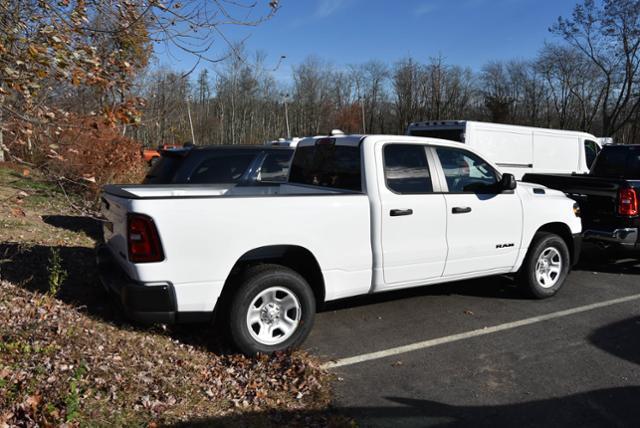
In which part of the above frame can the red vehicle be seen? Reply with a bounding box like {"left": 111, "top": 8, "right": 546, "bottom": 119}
{"left": 141, "top": 144, "right": 183, "bottom": 165}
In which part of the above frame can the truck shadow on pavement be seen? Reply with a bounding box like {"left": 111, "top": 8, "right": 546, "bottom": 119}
{"left": 574, "top": 244, "right": 640, "bottom": 275}
{"left": 170, "top": 386, "right": 640, "bottom": 427}
{"left": 589, "top": 315, "right": 640, "bottom": 366}
{"left": 321, "top": 275, "right": 527, "bottom": 313}
{"left": 348, "top": 388, "right": 640, "bottom": 427}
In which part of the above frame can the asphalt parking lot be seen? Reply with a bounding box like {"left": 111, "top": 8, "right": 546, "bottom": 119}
{"left": 305, "top": 246, "right": 640, "bottom": 427}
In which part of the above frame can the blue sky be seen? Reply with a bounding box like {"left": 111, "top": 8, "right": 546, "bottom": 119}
{"left": 154, "top": 0, "right": 578, "bottom": 80}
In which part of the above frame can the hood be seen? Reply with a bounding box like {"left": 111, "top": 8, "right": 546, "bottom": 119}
{"left": 517, "top": 181, "right": 566, "bottom": 197}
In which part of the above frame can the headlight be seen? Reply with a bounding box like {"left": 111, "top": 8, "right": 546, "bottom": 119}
{"left": 573, "top": 202, "right": 581, "bottom": 217}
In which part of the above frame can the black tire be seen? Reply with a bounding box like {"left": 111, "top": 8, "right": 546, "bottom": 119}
{"left": 228, "top": 264, "right": 315, "bottom": 355}
{"left": 149, "top": 157, "right": 160, "bottom": 167}
{"left": 518, "top": 232, "right": 570, "bottom": 299}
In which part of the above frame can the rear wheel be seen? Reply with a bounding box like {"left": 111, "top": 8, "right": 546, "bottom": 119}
{"left": 519, "top": 232, "right": 570, "bottom": 299}
{"left": 228, "top": 264, "right": 315, "bottom": 355}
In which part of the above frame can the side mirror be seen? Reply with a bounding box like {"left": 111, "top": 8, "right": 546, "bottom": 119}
{"left": 500, "top": 173, "right": 517, "bottom": 191}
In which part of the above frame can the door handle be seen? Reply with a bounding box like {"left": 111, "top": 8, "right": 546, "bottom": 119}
{"left": 452, "top": 206, "right": 472, "bottom": 214}
{"left": 390, "top": 209, "right": 413, "bottom": 217}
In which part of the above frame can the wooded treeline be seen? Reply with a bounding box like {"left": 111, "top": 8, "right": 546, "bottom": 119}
{"left": 126, "top": 0, "right": 640, "bottom": 146}
{"left": 0, "top": 0, "right": 278, "bottom": 162}
{"left": 3, "top": 0, "right": 640, "bottom": 157}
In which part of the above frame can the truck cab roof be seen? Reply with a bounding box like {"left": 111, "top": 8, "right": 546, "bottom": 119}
{"left": 296, "top": 133, "right": 482, "bottom": 151}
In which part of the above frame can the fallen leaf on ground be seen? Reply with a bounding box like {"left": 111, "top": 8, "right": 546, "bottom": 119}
{"left": 11, "top": 207, "right": 26, "bottom": 217}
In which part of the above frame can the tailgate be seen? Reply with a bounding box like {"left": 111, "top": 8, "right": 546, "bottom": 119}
{"left": 101, "top": 192, "right": 130, "bottom": 263}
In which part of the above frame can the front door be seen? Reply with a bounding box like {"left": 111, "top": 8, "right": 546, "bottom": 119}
{"left": 379, "top": 143, "right": 448, "bottom": 286}
{"left": 434, "top": 146, "right": 523, "bottom": 277}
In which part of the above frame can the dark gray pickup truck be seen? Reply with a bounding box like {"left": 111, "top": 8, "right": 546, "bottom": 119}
{"left": 523, "top": 145, "right": 640, "bottom": 252}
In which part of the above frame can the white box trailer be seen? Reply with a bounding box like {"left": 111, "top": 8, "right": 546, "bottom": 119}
{"left": 407, "top": 120, "right": 601, "bottom": 179}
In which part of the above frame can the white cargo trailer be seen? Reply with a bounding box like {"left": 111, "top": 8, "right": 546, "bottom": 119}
{"left": 407, "top": 121, "right": 601, "bottom": 179}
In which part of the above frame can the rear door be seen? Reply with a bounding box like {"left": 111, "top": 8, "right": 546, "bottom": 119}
{"left": 434, "top": 146, "right": 523, "bottom": 276}
{"left": 533, "top": 132, "right": 581, "bottom": 173}
{"left": 378, "top": 143, "right": 448, "bottom": 287}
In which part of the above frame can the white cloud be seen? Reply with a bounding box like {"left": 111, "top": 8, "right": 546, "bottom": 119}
{"left": 315, "top": 0, "right": 350, "bottom": 18}
{"left": 415, "top": 2, "right": 438, "bottom": 16}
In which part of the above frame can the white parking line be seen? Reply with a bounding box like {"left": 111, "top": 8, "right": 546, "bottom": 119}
{"left": 322, "top": 293, "right": 640, "bottom": 369}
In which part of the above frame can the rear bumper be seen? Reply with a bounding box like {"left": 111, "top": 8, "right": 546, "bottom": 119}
{"left": 96, "top": 245, "right": 177, "bottom": 324}
{"left": 583, "top": 228, "right": 638, "bottom": 249}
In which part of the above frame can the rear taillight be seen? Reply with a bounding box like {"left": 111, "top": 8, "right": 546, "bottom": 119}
{"left": 618, "top": 188, "right": 639, "bottom": 216}
{"left": 127, "top": 214, "right": 164, "bottom": 263}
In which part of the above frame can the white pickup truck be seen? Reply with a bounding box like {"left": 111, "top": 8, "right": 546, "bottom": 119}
{"left": 98, "top": 135, "right": 582, "bottom": 354}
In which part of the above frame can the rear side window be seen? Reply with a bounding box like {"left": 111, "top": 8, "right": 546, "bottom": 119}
{"left": 383, "top": 144, "right": 433, "bottom": 194}
{"left": 143, "top": 155, "right": 185, "bottom": 184}
{"left": 258, "top": 151, "right": 293, "bottom": 183}
{"left": 189, "top": 153, "right": 255, "bottom": 184}
{"left": 289, "top": 143, "right": 362, "bottom": 191}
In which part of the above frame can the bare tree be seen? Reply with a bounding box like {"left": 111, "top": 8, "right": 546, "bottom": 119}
{"left": 552, "top": 0, "right": 640, "bottom": 137}
{"left": 392, "top": 58, "right": 422, "bottom": 132}
{"left": 481, "top": 61, "right": 514, "bottom": 123}
{"left": 361, "top": 61, "right": 390, "bottom": 133}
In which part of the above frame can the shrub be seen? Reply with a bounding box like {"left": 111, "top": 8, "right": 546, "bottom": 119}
{"left": 5, "top": 115, "right": 147, "bottom": 201}
{"left": 47, "top": 248, "right": 68, "bottom": 297}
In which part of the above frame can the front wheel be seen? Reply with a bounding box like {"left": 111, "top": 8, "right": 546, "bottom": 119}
{"left": 519, "top": 232, "right": 570, "bottom": 299}
{"left": 228, "top": 264, "right": 316, "bottom": 355}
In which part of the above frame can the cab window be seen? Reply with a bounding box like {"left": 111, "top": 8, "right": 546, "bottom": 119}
{"left": 383, "top": 144, "right": 433, "bottom": 194}
{"left": 289, "top": 143, "right": 362, "bottom": 191}
{"left": 436, "top": 147, "right": 499, "bottom": 193}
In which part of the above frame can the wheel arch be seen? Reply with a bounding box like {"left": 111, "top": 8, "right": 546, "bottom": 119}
{"left": 534, "top": 222, "right": 576, "bottom": 264}
{"left": 218, "top": 245, "right": 326, "bottom": 312}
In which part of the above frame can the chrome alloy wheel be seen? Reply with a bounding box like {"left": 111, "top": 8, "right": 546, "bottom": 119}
{"left": 246, "top": 286, "right": 301, "bottom": 346}
{"left": 535, "top": 247, "right": 563, "bottom": 288}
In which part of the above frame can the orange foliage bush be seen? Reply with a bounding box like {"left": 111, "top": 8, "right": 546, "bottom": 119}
{"left": 5, "top": 115, "right": 146, "bottom": 199}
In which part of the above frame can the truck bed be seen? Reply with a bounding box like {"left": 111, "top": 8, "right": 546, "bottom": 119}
{"left": 522, "top": 173, "right": 640, "bottom": 241}
{"left": 103, "top": 183, "right": 351, "bottom": 199}
{"left": 100, "top": 182, "right": 374, "bottom": 312}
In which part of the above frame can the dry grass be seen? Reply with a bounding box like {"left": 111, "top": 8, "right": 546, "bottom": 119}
{"left": 0, "top": 281, "right": 335, "bottom": 426}
{"left": 0, "top": 165, "right": 346, "bottom": 427}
